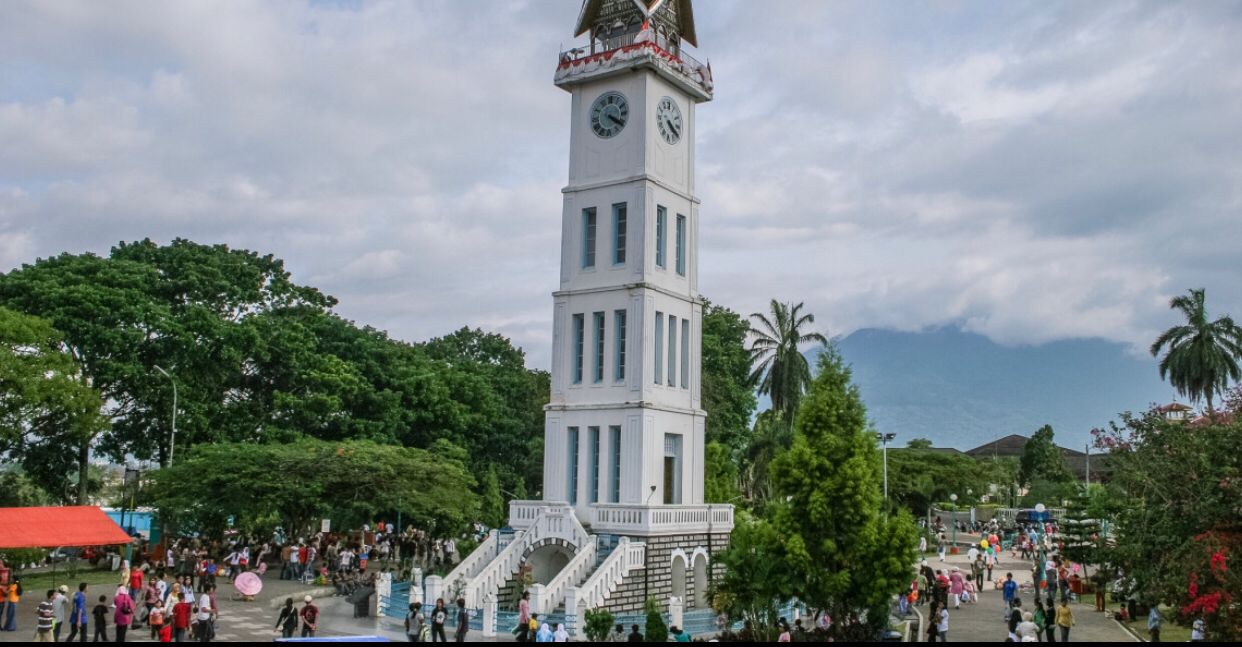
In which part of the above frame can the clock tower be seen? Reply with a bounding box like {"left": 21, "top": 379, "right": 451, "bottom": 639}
{"left": 543, "top": 0, "right": 715, "bottom": 521}
{"left": 436, "top": 1, "right": 731, "bottom": 623}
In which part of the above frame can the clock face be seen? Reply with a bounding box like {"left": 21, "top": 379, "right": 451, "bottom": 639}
{"left": 656, "top": 96, "right": 683, "bottom": 145}
{"left": 590, "top": 92, "right": 629, "bottom": 139}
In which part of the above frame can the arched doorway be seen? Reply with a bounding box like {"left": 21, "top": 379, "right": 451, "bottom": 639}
{"left": 692, "top": 551, "right": 709, "bottom": 608}
{"left": 670, "top": 552, "right": 687, "bottom": 600}
{"left": 525, "top": 542, "right": 575, "bottom": 585}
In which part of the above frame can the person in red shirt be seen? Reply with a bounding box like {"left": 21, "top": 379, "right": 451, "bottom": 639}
{"left": 128, "top": 567, "right": 145, "bottom": 615}
{"left": 299, "top": 596, "right": 318, "bottom": 638}
{"left": 172, "top": 594, "right": 192, "bottom": 643}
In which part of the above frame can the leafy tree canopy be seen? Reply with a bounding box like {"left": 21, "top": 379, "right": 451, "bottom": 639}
{"left": 1018, "top": 424, "right": 1072, "bottom": 487}
{"left": 146, "top": 438, "right": 478, "bottom": 538}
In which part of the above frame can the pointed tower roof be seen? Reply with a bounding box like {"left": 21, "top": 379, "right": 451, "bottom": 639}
{"left": 575, "top": 0, "right": 698, "bottom": 48}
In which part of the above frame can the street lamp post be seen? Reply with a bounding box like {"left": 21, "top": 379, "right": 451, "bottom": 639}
{"left": 875, "top": 432, "right": 896, "bottom": 503}
{"left": 950, "top": 493, "right": 959, "bottom": 550}
{"left": 153, "top": 366, "right": 177, "bottom": 467}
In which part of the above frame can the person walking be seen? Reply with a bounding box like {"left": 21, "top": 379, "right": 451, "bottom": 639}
{"left": 516, "top": 591, "right": 531, "bottom": 642}
{"left": 3, "top": 576, "right": 18, "bottom": 632}
{"left": 404, "top": 602, "right": 425, "bottom": 642}
{"left": 1055, "top": 598, "right": 1074, "bottom": 642}
{"left": 51, "top": 585, "right": 68, "bottom": 641}
{"left": 935, "top": 603, "right": 949, "bottom": 642}
{"left": 276, "top": 598, "right": 299, "bottom": 639}
{"left": 924, "top": 602, "right": 940, "bottom": 642}
{"left": 1147, "top": 605, "right": 1161, "bottom": 642}
{"left": 194, "top": 592, "right": 214, "bottom": 642}
{"left": 949, "top": 568, "right": 965, "bottom": 609}
{"left": 1002, "top": 573, "right": 1018, "bottom": 615}
{"left": 299, "top": 596, "right": 319, "bottom": 638}
{"left": 430, "top": 598, "right": 448, "bottom": 643}
{"left": 92, "top": 594, "right": 110, "bottom": 642}
{"left": 35, "top": 590, "right": 56, "bottom": 642}
{"left": 1016, "top": 611, "right": 1041, "bottom": 642}
{"left": 454, "top": 598, "right": 469, "bottom": 642}
{"left": 114, "top": 587, "right": 136, "bottom": 643}
{"left": 172, "top": 593, "right": 192, "bottom": 642}
{"left": 66, "top": 582, "right": 88, "bottom": 643}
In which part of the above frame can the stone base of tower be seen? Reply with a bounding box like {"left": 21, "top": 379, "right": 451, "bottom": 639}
{"left": 595, "top": 531, "right": 731, "bottom": 614}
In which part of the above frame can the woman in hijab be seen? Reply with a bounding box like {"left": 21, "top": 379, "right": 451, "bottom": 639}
{"left": 535, "top": 622, "right": 554, "bottom": 642}
{"left": 553, "top": 623, "right": 569, "bottom": 642}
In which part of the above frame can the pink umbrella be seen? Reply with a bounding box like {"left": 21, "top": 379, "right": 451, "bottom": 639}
{"left": 234, "top": 571, "right": 263, "bottom": 598}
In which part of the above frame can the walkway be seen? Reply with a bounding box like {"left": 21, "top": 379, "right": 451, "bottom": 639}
{"left": 907, "top": 549, "right": 1137, "bottom": 642}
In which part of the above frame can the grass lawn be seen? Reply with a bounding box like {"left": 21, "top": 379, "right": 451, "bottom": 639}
{"left": 1121, "top": 607, "right": 1192, "bottom": 643}
{"left": 14, "top": 567, "right": 119, "bottom": 593}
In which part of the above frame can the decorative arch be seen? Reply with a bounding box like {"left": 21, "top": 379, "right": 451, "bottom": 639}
{"left": 669, "top": 549, "right": 688, "bottom": 600}
{"left": 522, "top": 537, "right": 578, "bottom": 586}
{"left": 691, "top": 548, "right": 710, "bottom": 608}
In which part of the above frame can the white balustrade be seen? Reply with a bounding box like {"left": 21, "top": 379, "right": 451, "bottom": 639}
{"left": 572, "top": 537, "right": 647, "bottom": 612}
{"left": 589, "top": 504, "right": 734, "bottom": 536}
{"left": 537, "top": 536, "right": 598, "bottom": 614}
{"left": 461, "top": 505, "right": 590, "bottom": 608}
{"left": 441, "top": 529, "right": 498, "bottom": 594}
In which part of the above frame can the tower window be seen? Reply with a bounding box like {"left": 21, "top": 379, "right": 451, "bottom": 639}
{"left": 613, "top": 203, "right": 627, "bottom": 265}
{"left": 593, "top": 311, "right": 605, "bottom": 383}
{"left": 615, "top": 309, "right": 627, "bottom": 382}
{"left": 676, "top": 214, "right": 686, "bottom": 276}
{"left": 582, "top": 208, "right": 597, "bottom": 269}
{"left": 589, "top": 426, "right": 600, "bottom": 504}
{"left": 681, "top": 318, "right": 690, "bottom": 389}
{"left": 654, "top": 311, "right": 664, "bottom": 385}
{"left": 668, "top": 315, "right": 677, "bottom": 386}
{"left": 609, "top": 425, "right": 622, "bottom": 503}
{"left": 656, "top": 206, "right": 667, "bottom": 269}
{"left": 572, "top": 313, "right": 584, "bottom": 384}
{"left": 568, "top": 426, "right": 579, "bottom": 505}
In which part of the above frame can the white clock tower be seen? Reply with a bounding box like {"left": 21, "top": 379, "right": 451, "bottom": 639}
{"left": 440, "top": 1, "right": 731, "bottom": 621}
{"left": 543, "top": 0, "right": 714, "bottom": 520}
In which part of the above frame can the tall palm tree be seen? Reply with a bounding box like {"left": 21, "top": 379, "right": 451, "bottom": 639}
{"left": 748, "top": 300, "right": 828, "bottom": 421}
{"left": 1150, "top": 288, "right": 1242, "bottom": 416}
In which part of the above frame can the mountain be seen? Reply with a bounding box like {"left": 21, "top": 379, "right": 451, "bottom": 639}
{"left": 808, "top": 327, "right": 1177, "bottom": 451}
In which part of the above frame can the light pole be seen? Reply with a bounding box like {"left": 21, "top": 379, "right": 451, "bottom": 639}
{"left": 153, "top": 366, "right": 177, "bottom": 467}
{"left": 875, "top": 432, "right": 896, "bottom": 503}
{"left": 950, "top": 493, "right": 959, "bottom": 550}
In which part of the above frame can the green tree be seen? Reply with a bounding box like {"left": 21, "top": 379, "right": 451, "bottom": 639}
{"left": 767, "top": 347, "right": 919, "bottom": 639}
{"left": 1150, "top": 288, "right": 1242, "bottom": 416}
{"left": 701, "top": 300, "right": 757, "bottom": 454}
{"left": 1018, "top": 425, "right": 1072, "bottom": 488}
{"left": 643, "top": 597, "right": 668, "bottom": 643}
{"left": 906, "top": 437, "right": 933, "bottom": 449}
{"left": 704, "top": 441, "right": 740, "bottom": 504}
{"left": 1095, "top": 402, "right": 1242, "bottom": 639}
{"left": 885, "top": 448, "right": 992, "bottom": 516}
{"left": 146, "top": 438, "right": 478, "bottom": 537}
{"left": 0, "top": 307, "right": 109, "bottom": 503}
{"left": 747, "top": 300, "right": 828, "bottom": 422}
{"left": 712, "top": 516, "right": 792, "bottom": 640}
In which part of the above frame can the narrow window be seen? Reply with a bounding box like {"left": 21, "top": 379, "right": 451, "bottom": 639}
{"left": 568, "top": 427, "right": 579, "bottom": 505}
{"left": 681, "top": 318, "right": 690, "bottom": 389}
{"left": 572, "top": 313, "right": 584, "bottom": 384}
{"left": 675, "top": 214, "right": 686, "bottom": 276}
{"left": 589, "top": 426, "right": 600, "bottom": 503}
{"left": 655, "top": 206, "right": 667, "bottom": 269}
{"left": 613, "top": 203, "right": 627, "bottom": 265}
{"left": 593, "top": 311, "right": 605, "bottom": 383}
{"left": 582, "top": 208, "right": 597, "bottom": 269}
{"left": 614, "top": 309, "right": 627, "bottom": 382}
{"left": 668, "top": 315, "right": 677, "bottom": 386}
{"left": 609, "top": 425, "right": 622, "bottom": 503}
{"left": 654, "top": 311, "right": 664, "bottom": 384}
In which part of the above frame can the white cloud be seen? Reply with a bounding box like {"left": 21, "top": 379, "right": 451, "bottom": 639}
{"left": 1, "top": 0, "right": 1240, "bottom": 368}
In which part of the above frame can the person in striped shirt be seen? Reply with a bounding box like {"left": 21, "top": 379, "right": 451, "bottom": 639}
{"left": 35, "top": 590, "right": 56, "bottom": 642}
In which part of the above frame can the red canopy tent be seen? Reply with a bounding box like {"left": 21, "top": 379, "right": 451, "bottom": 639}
{"left": 0, "top": 506, "right": 132, "bottom": 549}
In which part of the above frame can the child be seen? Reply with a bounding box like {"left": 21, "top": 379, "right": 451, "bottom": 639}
{"left": 964, "top": 577, "right": 978, "bottom": 604}
{"left": 159, "top": 621, "right": 173, "bottom": 642}
{"left": 92, "top": 594, "right": 109, "bottom": 642}
{"left": 148, "top": 599, "right": 165, "bottom": 640}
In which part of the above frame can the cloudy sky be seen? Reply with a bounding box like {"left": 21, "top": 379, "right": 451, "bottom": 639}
{"left": 3, "top": 0, "right": 1240, "bottom": 369}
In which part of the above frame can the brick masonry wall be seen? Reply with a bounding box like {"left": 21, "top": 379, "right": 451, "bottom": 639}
{"left": 601, "top": 532, "right": 732, "bottom": 614}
